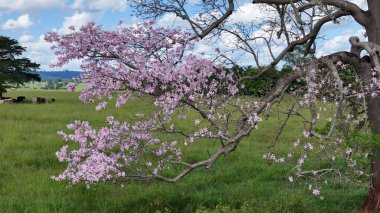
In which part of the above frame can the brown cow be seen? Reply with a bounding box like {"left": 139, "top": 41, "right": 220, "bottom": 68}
{"left": 32, "top": 97, "right": 48, "bottom": 104}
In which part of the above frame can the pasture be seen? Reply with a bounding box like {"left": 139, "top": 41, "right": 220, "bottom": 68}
{"left": 0, "top": 90, "right": 366, "bottom": 212}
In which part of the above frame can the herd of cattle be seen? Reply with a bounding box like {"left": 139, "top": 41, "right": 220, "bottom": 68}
{"left": 0, "top": 96, "right": 55, "bottom": 104}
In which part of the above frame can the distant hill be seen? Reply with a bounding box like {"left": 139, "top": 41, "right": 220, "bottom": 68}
{"left": 37, "top": 71, "right": 83, "bottom": 80}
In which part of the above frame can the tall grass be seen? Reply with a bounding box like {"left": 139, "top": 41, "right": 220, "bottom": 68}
{"left": 0, "top": 90, "right": 366, "bottom": 212}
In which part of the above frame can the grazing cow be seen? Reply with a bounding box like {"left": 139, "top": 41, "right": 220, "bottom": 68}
{"left": 32, "top": 97, "right": 48, "bottom": 104}
{"left": 0, "top": 98, "right": 14, "bottom": 104}
{"left": 16, "top": 96, "right": 25, "bottom": 103}
{"left": 6, "top": 99, "right": 14, "bottom": 103}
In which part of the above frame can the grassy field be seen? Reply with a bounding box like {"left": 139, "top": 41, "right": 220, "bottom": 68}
{"left": 0, "top": 89, "right": 367, "bottom": 213}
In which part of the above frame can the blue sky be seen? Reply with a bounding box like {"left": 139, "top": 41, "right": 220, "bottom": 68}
{"left": 0, "top": 0, "right": 366, "bottom": 71}
{"left": 0, "top": 0, "right": 135, "bottom": 70}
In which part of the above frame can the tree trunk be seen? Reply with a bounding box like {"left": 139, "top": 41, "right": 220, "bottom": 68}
{"left": 360, "top": 0, "right": 380, "bottom": 211}
{"left": 362, "top": 97, "right": 380, "bottom": 211}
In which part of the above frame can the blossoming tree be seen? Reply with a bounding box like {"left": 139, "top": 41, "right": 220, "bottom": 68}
{"left": 46, "top": 0, "right": 380, "bottom": 211}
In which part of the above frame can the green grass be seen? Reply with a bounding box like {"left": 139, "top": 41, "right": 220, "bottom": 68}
{"left": 0, "top": 90, "right": 367, "bottom": 213}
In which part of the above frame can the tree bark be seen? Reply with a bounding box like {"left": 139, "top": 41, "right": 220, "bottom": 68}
{"left": 360, "top": 67, "right": 380, "bottom": 211}
{"left": 360, "top": 0, "right": 380, "bottom": 211}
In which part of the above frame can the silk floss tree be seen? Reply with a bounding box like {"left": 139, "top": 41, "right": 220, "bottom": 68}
{"left": 46, "top": 0, "right": 380, "bottom": 211}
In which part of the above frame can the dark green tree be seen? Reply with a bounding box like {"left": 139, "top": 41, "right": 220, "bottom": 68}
{"left": 0, "top": 36, "right": 40, "bottom": 99}
{"left": 283, "top": 44, "right": 316, "bottom": 67}
{"left": 237, "top": 66, "right": 281, "bottom": 96}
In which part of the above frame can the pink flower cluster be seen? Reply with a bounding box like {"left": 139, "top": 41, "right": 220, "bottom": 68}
{"left": 54, "top": 117, "right": 180, "bottom": 184}
{"left": 46, "top": 22, "right": 242, "bottom": 185}
{"left": 45, "top": 22, "right": 238, "bottom": 113}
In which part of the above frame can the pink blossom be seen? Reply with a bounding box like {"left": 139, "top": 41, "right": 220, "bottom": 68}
{"left": 303, "top": 131, "right": 310, "bottom": 138}
{"left": 312, "top": 189, "right": 320, "bottom": 196}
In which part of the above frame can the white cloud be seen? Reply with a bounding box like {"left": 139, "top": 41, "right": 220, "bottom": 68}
{"left": 71, "top": 0, "right": 127, "bottom": 12}
{"left": 19, "top": 34, "right": 34, "bottom": 43}
{"left": 58, "top": 11, "right": 97, "bottom": 34}
{"left": 22, "top": 35, "right": 50, "bottom": 53}
{"left": 156, "top": 13, "right": 190, "bottom": 28}
{"left": 0, "top": 0, "right": 62, "bottom": 12}
{"left": 229, "top": 3, "right": 269, "bottom": 24}
{"left": 21, "top": 35, "right": 82, "bottom": 71}
{"left": 14, "top": 11, "right": 103, "bottom": 71}
{"left": 317, "top": 28, "right": 366, "bottom": 57}
{"left": 10, "top": 12, "right": 97, "bottom": 71}
{"left": 23, "top": 11, "right": 98, "bottom": 70}
{"left": 347, "top": 0, "right": 367, "bottom": 10}
{"left": 1, "top": 14, "right": 33, "bottom": 30}
{"left": 20, "top": 35, "right": 54, "bottom": 70}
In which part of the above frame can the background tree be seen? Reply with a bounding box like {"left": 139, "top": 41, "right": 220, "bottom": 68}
{"left": 47, "top": 0, "right": 380, "bottom": 211}
{"left": 43, "top": 80, "right": 55, "bottom": 90}
{"left": 234, "top": 66, "right": 293, "bottom": 96}
{"left": 0, "top": 36, "right": 40, "bottom": 99}
{"left": 283, "top": 44, "right": 316, "bottom": 67}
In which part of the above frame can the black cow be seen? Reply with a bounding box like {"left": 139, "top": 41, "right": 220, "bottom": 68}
{"left": 16, "top": 96, "right": 25, "bottom": 103}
